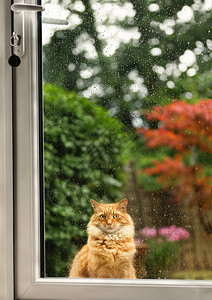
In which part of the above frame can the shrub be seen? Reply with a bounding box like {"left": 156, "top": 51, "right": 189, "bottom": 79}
{"left": 138, "top": 226, "right": 190, "bottom": 279}
{"left": 44, "top": 84, "right": 125, "bottom": 276}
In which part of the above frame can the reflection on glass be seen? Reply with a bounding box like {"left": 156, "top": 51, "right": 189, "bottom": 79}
{"left": 42, "top": 0, "right": 212, "bottom": 279}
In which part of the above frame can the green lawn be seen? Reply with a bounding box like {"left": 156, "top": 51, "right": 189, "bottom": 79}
{"left": 171, "top": 270, "right": 212, "bottom": 280}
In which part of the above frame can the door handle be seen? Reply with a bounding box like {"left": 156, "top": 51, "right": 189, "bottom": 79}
{"left": 11, "top": 3, "right": 68, "bottom": 57}
{"left": 11, "top": 3, "right": 45, "bottom": 57}
{"left": 11, "top": 3, "right": 45, "bottom": 13}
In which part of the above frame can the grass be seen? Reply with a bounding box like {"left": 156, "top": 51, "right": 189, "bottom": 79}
{"left": 171, "top": 269, "right": 212, "bottom": 280}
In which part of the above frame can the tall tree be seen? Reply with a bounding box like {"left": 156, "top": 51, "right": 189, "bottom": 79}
{"left": 43, "top": 0, "right": 212, "bottom": 125}
{"left": 138, "top": 99, "right": 212, "bottom": 233}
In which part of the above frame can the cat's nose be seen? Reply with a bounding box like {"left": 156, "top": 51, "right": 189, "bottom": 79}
{"left": 107, "top": 221, "right": 112, "bottom": 225}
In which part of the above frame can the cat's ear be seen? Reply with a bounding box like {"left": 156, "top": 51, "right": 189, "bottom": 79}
{"left": 90, "top": 199, "right": 101, "bottom": 212}
{"left": 117, "top": 198, "right": 128, "bottom": 212}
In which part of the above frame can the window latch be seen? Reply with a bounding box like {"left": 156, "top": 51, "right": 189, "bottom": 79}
{"left": 11, "top": 3, "right": 69, "bottom": 57}
{"left": 11, "top": 3, "right": 45, "bottom": 57}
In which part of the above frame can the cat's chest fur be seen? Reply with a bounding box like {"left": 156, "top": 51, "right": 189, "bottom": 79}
{"left": 100, "top": 233, "right": 124, "bottom": 251}
{"left": 89, "top": 232, "right": 135, "bottom": 261}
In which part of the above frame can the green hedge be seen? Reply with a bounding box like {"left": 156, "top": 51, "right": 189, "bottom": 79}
{"left": 44, "top": 84, "right": 125, "bottom": 276}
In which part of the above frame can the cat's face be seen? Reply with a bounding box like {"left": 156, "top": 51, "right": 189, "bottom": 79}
{"left": 90, "top": 198, "right": 132, "bottom": 234}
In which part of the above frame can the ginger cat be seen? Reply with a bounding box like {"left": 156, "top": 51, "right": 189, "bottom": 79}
{"left": 69, "top": 198, "right": 136, "bottom": 279}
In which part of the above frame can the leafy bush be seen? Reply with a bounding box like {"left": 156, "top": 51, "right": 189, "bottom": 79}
{"left": 145, "top": 239, "right": 180, "bottom": 279}
{"left": 44, "top": 84, "right": 126, "bottom": 276}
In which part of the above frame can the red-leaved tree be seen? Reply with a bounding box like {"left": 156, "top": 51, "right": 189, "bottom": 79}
{"left": 137, "top": 100, "right": 212, "bottom": 234}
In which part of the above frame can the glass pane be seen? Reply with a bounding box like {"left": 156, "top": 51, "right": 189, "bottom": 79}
{"left": 42, "top": 0, "right": 212, "bottom": 279}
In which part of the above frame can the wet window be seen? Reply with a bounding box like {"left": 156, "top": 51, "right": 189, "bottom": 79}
{"left": 42, "top": 0, "right": 212, "bottom": 279}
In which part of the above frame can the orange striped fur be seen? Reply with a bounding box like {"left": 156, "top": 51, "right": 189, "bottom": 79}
{"left": 69, "top": 198, "right": 136, "bottom": 279}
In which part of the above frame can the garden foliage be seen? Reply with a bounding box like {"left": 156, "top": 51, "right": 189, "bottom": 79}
{"left": 138, "top": 100, "right": 212, "bottom": 212}
{"left": 139, "top": 225, "right": 190, "bottom": 278}
{"left": 44, "top": 84, "right": 125, "bottom": 276}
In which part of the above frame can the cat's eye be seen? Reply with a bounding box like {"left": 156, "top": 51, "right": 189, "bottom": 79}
{"left": 100, "top": 214, "right": 106, "bottom": 219}
{"left": 113, "top": 214, "right": 119, "bottom": 219}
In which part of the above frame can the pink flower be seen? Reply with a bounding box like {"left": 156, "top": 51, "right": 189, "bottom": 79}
{"left": 141, "top": 227, "right": 157, "bottom": 238}
{"left": 158, "top": 227, "right": 171, "bottom": 237}
{"left": 167, "top": 229, "right": 181, "bottom": 241}
{"left": 169, "top": 225, "right": 177, "bottom": 232}
{"left": 179, "top": 229, "right": 190, "bottom": 240}
{"left": 159, "top": 226, "right": 190, "bottom": 241}
{"left": 141, "top": 225, "right": 190, "bottom": 242}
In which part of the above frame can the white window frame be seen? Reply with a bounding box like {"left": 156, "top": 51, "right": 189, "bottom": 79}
{"left": 0, "top": 1, "right": 13, "bottom": 300}
{"left": 1, "top": 0, "right": 212, "bottom": 299}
